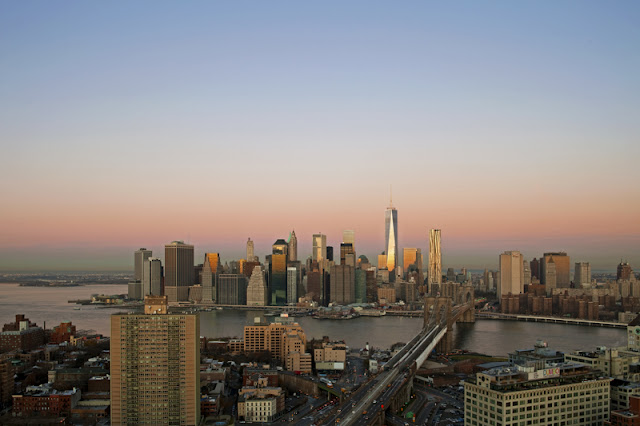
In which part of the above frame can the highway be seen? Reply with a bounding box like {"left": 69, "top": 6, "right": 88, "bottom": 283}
{"left": 321, "top": 318, "right": 445, "bottom": 426}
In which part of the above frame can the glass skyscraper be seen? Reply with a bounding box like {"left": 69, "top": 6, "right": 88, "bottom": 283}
{"left": 384, "top": 205, "right": 398, "bottom": 274}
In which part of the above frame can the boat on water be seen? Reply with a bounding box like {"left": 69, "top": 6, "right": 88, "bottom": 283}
{"left": 73, "top": 307, "right": 81, "bottom": 310}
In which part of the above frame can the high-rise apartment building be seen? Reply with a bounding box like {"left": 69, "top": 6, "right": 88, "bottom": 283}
{"left": 428, "top": 229, "right": 442, "bottom": 286}
{"left": 575, "top": 262, "right": 592, "bottom": 287}
{"left": 542, "top": 252, "right": 570, "bottom": 288}
{"left": 111, "top": 296, "right": 200, "bottom": 425}
{"left": 498, "top": 251, "right": 524, "bottom": 297}
{"left": 164, "top": 241, "right": 194, "bottom": 302}
{"left": 141, "top": 257, "right": 162, "bottom": 297}
{"left": 134, "top": 248, "right": 152, "bottom": 281}
{"left": 384, "top": 203, "right": 398, "bottom": 275}
{"left": 312, "top": 234, "right": 327, "bottom": 263}
{"left": 287, "top": 230, "right": 297, "bottom": 262}
{"left": 330, "top": 264, "right": 355, "bottom": 305}
{"left": 202, "top": 253, "right": 220, "bottom": 303}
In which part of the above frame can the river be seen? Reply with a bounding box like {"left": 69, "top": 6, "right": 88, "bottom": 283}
{"left": 0, "top": 283, "right": 627, "bottom": 356}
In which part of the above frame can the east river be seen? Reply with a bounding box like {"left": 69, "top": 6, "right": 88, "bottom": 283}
{"left": 0, "top": 283, "right": 628, "bottom": 356}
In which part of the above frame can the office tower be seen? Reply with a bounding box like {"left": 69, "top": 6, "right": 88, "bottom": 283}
{"left": 403, "top": 248, "right": 423, "bottom": 284}
{"left": 329, "top": 264, "right": 355, "bottom": 305}
{"left": 111, "top": 296, "right": 200, "bottom": 425}
{"left": 312, "top": 234, "right": 327, "bottom": 262}
{"left": 530, "top": 258, "right": 540, "bottom": 280}
{"left": 217, "top": 274, "right": 248, "bottom": 305}
{"left": 246, "top": 238, "right": 257, "bottom": 262}
{"left": 446, "top": 267, "right": 455, "bottom": 283}
{"left": 286, "top": 267, "right": 297, "bottom": 304}
{"left": 326, "top": 246, "right": 334, "bottom": 262}
{"left": 545, "top": 259, "right": 557, "bottom": 294}
{"left": 128, "top": 281, "right": 142, "bottom": 300}
{"left": 246, "top": 266, "right": 268, "bottom": 306}
{"left": 134, "top": 248, "right": 152, "bottom": 281}
{"left": 287, "top": 230, "right": 297, "bottom": 262}
{"left": 541, "top": 252, "right": 570, "bottom": 288}
{"left": 618, "top": 262, "right": 633, "bottom": 280}
{"left": 343, "top": 230, "right": 355, "bottom": 245}
{"left": 340, "top": 243, "right": 356, "bottom": 267}
{"left": 575, "top": 262, "right": 592, "bottom": 286}
{"left": 378, "top": 254, "right": 388, "bottom": 270}
{"left": 365, "top": 269, "right": 377, "bottom": 303}
{"left": 202, "top": 253, "right": 220, "bottom": 303}
{"left": 272, "top": 239, "right": 288, "bottom": 258}
{"left": 142, "top": 257, "right": 162, "bottom": 297}
{"left": 428, "top": 229, "right": 442, "bottom": 287}
{"left": 355, "top": 269, "right": 366, "bottom": 303}
{"left": 164, "top": 241, "right": 194, "bottom": 302}
{"left": 523, "top": 259, "right": 531, "bottom": 285}
{"left": 306, "top": 263, "right": 322, "bottom": 303}
{"left": 269, "top": 254, "right": 287, "bottom": 305}
{"left": 498, "top": 251, "right": 524, "bottom": 297}
{"left": 384, "top": 202, "right": 398, "bottom": 275}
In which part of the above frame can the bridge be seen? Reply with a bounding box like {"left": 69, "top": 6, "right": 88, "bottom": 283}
{"left": 320, "top": 282, "right": 475, "bottom": 425}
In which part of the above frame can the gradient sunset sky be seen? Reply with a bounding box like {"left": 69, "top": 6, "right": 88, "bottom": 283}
{"left": 1, "top": 1, "right": 639, "bottom": 272}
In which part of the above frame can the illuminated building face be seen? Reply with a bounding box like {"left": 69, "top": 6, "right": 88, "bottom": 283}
{"left": 385, "top": 208, "right": 398, "bottom": 272}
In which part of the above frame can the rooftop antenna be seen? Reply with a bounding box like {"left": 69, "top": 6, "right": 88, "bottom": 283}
{"left": 389, "top": 184, "right": 393, "bottom": 208}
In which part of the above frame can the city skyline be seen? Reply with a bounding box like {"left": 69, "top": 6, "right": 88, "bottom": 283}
{"left": 1, "top": 1, "right": 639, "bottom": 272}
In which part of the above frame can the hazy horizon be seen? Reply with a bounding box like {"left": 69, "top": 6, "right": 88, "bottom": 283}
{"left": 2, "top": 2, "right": 638, "bottom": 272}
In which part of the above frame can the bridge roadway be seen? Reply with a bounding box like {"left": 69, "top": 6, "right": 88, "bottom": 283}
{"left": 320, "top": 324, "right": 448, "bottom": 425}
{"left": 318, "top": 304, "right": 469, "bottom": 425}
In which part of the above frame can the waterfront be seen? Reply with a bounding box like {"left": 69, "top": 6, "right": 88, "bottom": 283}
{"left": 0, "top": 284, "right": 628, "bottom": 356}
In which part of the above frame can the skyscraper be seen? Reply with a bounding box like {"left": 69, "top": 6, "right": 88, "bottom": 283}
{"left": 201, "top": 253, "right": 220, "bottom": 303}
{"left": 498, "top": 251, "right": 524, "bottom": 297}
{"left": 287, "top": 230, "right": 297, "bottom": 262}
{"left": 428, "top": 229, "right": 442, "bottom": 286}
{"left": 618, "top": 262, "right": 633, "bottom": 280}
{"left": 111, "top": 296, "right": 200, "bottom": 425}
{"left": 246, "top": 266, "right": 268, "bottom": 306}
{"left": 141, "top": 257, "right": 162, "bottom": 297}
{"left": 272, "top": 239, "right": 288, "bottom": 259}
{"left": 269, "top": 254, "right": 287, "bottom": 306}
{"left": 134, "top": 248, "right": 152, "bottom": 281}
{"left": 541, "top": 252, "right": 570, "bottom": 288}
{"left": 287, "top": 267, "right": 298, "bottom": 304}
{"left": 575, "top": 262, "right": 592, "bottom": 287}
{"left": 384, "top": 201, "right": 398, "bottom": 275}
{"left": 330, "top": 264, "right": 355, "bottom": 305}
{"left": 312, "top": 234, "right": 327, "bottom": 263}
{"left": 164, "top": 241, "right": 194, "bottom": 302}
{"left": 340, "top": 243, "right": 356, "bottom": 267}
{"left": 343, "top": 230, "right": 355, "bottom": 245}
{"left": 246, "top": 238, "right": 256, "bottom": 262}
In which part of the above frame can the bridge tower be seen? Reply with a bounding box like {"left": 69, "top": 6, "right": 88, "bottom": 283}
{"left": 457, "top": 284, "right": 476, "bottom": 323}
{"left": 423, "top": 296, "right": 453, "bottom": 353}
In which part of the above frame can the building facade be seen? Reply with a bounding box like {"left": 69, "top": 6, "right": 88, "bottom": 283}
{"left": 428, "top": 229, "right": 442, "bottom": 287}
{"left": 384, "top": 204, "right": 398, "bottom": 275}
{"left": 164, "top": 241, "right": 194, "bottom": 302}
{"left": 498, "top": 251, "right": 524, "bottom": 297}
{"left": 110, "top": 296, "right": 200, "bottom": 425}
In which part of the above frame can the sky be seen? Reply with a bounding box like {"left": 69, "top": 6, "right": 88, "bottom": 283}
{"left": 1, "top": 1, "right": 639, "bottom": 272}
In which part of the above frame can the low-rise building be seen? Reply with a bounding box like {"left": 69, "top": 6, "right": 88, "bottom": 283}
{"left": 314, "top": 341, "right": 347, "bottom": 371}
{"left": 464, "top": 362, "right": 611, "bottom": 426}
{"left": 565, "top": 347, "right": 640, "bottom": 380}
{"left": 12, "top": 385, "right": 81, "bottom": 417}
{"left": 608, "top": 395, "right": 640, "bottom": 426}
{"left": 237, "top": 378, "right": 284, "bottom": 423}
